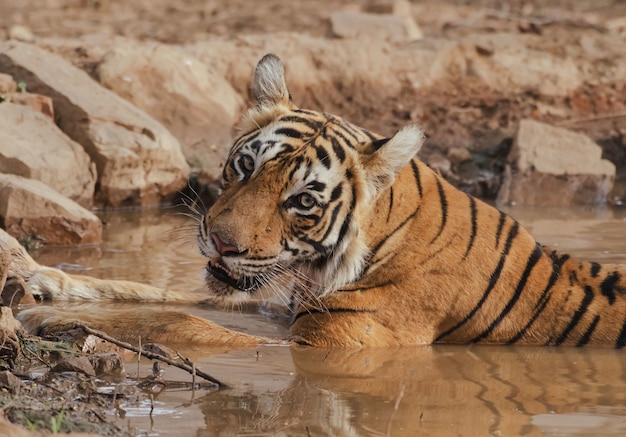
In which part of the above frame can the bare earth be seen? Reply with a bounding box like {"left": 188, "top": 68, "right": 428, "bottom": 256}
{"left": 2, "top": 0, "right": 626, "bottom": 200}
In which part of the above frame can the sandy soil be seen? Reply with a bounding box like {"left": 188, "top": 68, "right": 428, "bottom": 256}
{"left": 2, "top": 1, "right": 626, "bottom": 201}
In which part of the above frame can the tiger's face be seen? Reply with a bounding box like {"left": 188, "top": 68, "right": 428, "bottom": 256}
{"left": 198, "top": 54, "right": 423, "bottom": 306}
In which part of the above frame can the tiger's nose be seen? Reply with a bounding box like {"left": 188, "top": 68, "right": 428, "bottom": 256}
{"left": 210, "top": 233, "right": 248, "bottom": 257}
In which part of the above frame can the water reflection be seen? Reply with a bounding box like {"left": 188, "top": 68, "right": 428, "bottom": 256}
{"left": 189, "top": 345, "right": 626, "bottom": 436}
{"left": 30, "top": 206, "right": 626, "bottom": 436}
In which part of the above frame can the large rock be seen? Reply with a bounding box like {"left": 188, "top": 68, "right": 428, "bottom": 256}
{"left": 97, "top": 43, "right": 243, "bottom": 176}
{"left": 497, "top": 119, "right": 615, "bottom": 206}
{"left": 0, "top": 174, "right": 102, "bottom": 245}
{"left": 330, "top": 9, "right": 422, "bottom": 42}
{"left": 0, "top": 41, "right": 190, "bottom": 207}
{"left": 0, "top": 102, "right": 96, "bottom": 206}
{"left": 462, "top": 33, "right": 583, "bottom": 97}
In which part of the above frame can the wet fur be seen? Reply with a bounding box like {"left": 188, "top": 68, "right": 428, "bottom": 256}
{"left": 11, "top": 54, "right": 626, "bottom": 348}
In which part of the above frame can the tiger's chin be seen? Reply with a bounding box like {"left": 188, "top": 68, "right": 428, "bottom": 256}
{"left": 203, "top": 260, "right": 281, "bottom": 306}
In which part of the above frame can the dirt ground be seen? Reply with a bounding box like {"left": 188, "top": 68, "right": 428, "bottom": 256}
{"left": 2, "top": 0, "right": 626, "bottom": 200}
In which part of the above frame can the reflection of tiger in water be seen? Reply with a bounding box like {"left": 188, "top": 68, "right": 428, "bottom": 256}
{"left": 13, "top": 54, "right": 626, "bottom": 348}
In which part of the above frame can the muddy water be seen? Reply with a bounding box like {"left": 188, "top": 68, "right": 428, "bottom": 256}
{"left": 31, "top": 206, "right": 626, "bottom": 437}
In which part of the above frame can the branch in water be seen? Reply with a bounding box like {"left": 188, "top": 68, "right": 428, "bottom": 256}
{"left": 75, "top": 323, "right": 229, "bottom": 389}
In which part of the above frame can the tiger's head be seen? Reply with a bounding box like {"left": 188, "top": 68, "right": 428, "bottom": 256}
{"left": 198, "top": 54, "right": 424, "bottom": 306}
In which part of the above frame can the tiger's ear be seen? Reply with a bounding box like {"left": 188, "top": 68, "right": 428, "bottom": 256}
{"left": 360, "top": 126, "right": 425, "bottom": 199}
{"left": 252, "top": 54, "right": 292, "bottom": 107}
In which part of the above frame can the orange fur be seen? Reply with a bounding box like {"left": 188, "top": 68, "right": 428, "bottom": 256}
{"left": 10, "top": 54, "right": 626, "bottom": 348}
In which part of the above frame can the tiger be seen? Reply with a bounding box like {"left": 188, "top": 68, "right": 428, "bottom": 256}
{"left": 12, "top": 53, "right": 626, "bottom": 348}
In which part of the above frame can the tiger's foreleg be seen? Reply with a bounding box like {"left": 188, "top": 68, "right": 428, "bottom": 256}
{"left": 1, "top": 228, "right": 208, "bottom": 304}
{"left": 18, "top": 306, "right": 279, "bottom": 346}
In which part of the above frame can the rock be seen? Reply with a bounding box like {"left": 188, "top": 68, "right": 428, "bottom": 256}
{"left": 0, "top": 370, "right": 22, "bottom": 393}
{"left": 330, "top": 10, "right": 422, "bottom": 42}
{"left": 3, "top": 92, "right": 54, "bottom": 118}
{"left": 0, "top": 41, "right": 190, "bottom": 207}
{"left": 0, "top": 307, "right": 21, "bottom": 361}
{"left": 462, "top": 33, "right": 582, "bottom": 97}
{"left": 97, "top": 43, "right": 243, "bottom": 176}
{"left": 0, "top": 174, "right": 102, "bottom": 245}
{"left": 8, "top": 25, "right": 34, "bottom": 43}
{"left": 88, "top": 352, "right": 126, "bottom": 378}
{"left": 497, "top": 119, "right": 615, "bottom": 206}
{"left": 0, "top": 73, "right": 16, "bottom": 94}
{"left": 50, "top": 356, "right": 96, "bottom": 376}
{"left": 1, "top": 277, "right": 35, "bottom": 307}
{"left": 0, "top": 103, "right": 96, "bottom": 206}
{"left": 447, "top": 147, "right": 472, "bottom": 165}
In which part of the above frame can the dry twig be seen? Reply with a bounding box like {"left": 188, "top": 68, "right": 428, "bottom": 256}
{"left": 73, "top": 323, "right": 228, "bottom": 388}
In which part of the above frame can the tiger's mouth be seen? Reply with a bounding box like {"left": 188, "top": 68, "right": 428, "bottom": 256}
{"left": 206, "top": 259, "right": 260, "bottom": 293}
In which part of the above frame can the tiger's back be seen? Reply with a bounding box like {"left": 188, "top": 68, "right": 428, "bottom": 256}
{"left": 198, "top": 54, "right": 626, "bottom": 348}
{"left": 291, "top": 157, "right": 626, "bottom": 347}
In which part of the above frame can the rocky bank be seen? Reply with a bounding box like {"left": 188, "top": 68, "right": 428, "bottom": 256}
{"left": 1, "top": 0, "right": 626, "bottom": 245}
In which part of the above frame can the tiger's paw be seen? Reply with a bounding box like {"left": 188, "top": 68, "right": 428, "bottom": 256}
{"left": 17, "top": 306, "right": 83, "bottom": 337}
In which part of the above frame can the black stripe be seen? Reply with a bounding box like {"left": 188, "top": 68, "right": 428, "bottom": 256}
{"left": 314, "top": 145, "right": 331, "bottom": 169}
{"left": 495, "top": 211, "right": 507, "bottom": 249}
{"left": 330, "top": 183, "right": 343, "bottom": 202}
{"left": 368, "top": 208, "right": 419, "bottom": 262}
{"left": 507, "top": 248, "right": 567, "bottom": 344}
{"left": 333, "top": 185, "right": 358, "bottom": 249}
{"left": 293, "top": 307, "right": 375, "bottom": 323}
{"left": 552, "top": 286, "right": 595, "bottom": 345}
{"left": 361, "top": 128, "right": 378, "bottom": 141}
{"left": 233, "top": 131, "right": 260, "bottom": 150}
{"left": 435, "top": 221, "right": 519, "bottom": 342}
{"left": 287, "top": 156, "right": 305, "bottom": 182}
{"left": 387, "top": 187, "right": 394, "bottom": 223}
{"left": 463, "top": 195, "right": 478, "bottom": 260}
{"left": 319, "top": 202, "right": 343, "bottom": 243}
{"left": 308, "top": 181, "right": 326, "bottom": 192}
{"left": 600, "top": 271, "right": 620, "bottom": 305}
{"left": 330, "top": 137, "right": 346, "bottom": 163}
{"left": 471, "top": 244, "right": 543, "bottom": 343}
{"left": 335, "top": 123, "right": 359, "bottom": 143}
{"left": 590, "top": 262, "right": 601, "bottom": 278}
{"left": 275, "top": 127, "right": 303, "bottom": 139}
{"left": 249, "top": 140, "right": 262, "bottom": 152}
{"left": 331, "top": 127, "right": 356, "bottom": 150}
{"left": 410, "top": 159, "right": 423, "bottom": 197}
{"left": 430, "top": 178, "right": 448, "bottom": 244}
{"left": 278, "top": 115, "right": 322, "bottom": 131}
{"left": 576, "top": 315, "right": 601, "bottom": 347}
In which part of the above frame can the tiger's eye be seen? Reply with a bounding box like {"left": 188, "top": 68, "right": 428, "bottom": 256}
{"left": 297, "top": 193, "right": 316, "bottom": 209}
{"left": 239, "top": 155, "right": 254, "bottom": 174}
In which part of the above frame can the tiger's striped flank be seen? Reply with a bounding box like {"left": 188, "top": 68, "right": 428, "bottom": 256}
{"left": 196, "top": 53, "right": 626, "bottom": 348}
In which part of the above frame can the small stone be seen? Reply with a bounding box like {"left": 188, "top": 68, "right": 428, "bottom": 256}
{"left": 3, "top": 92, "right": 54, "bottom": 118}
{"left": 0, "top": 73, "right": 16, "bottom": 94}
{"left": 447, "top": 147, "right": 472, "bottom": 164}
{"left": 427, "top": 153, "right": 452, "bottom": 176}
{"left": 0, "top": 370, "right": 22, "bottom": 393}
{"left": 50, "top": 356, "right": 97, "bottom": 377}
{"left": 88, "top": 352, "right": 126, "bottom": 378}
{"left": 8, "top": 25, "right": 34, "bottom": 43}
